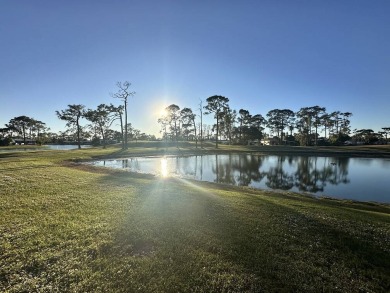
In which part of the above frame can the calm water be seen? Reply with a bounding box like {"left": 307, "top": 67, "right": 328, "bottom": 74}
{"left": 45, "top": 144, "right": 91, "bottom": 150}
{"left": 0, "top": 145, "right": 91, "bottom": 152}
{"left": 90, "top": 154, "right": 390, "bottom": 203}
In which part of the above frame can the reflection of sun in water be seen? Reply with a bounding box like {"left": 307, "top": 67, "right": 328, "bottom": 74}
{"left": 161, "top": 157, "right": 168, "bottom": 177}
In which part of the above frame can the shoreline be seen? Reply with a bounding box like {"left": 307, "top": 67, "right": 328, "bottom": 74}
{"left": 85, "top": 142, "right": 390, "bottom": 159}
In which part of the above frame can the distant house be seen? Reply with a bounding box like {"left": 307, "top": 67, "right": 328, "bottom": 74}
{"left": 14, "top": 139, "right": 36, "bottom": 145}
{"left": 261, "top": 137, "right": 279, "bottom": 145}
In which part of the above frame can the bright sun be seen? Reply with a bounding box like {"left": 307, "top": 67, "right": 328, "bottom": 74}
{"left": 152, "top": 103, "right": 168, "bottom": 118}
{"left": 159, "top": 108, "right": 167, "bottom": 117}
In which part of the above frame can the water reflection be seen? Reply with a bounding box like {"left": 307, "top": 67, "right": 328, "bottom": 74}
{"left": 45, "top": 144, "right": 91, "bottom": 150}
{"left": 90, "top": 155, "right": 390, "bottom": 203}
{"left": 265, "top": 156, "right": 294, "bottom": 190}
{"left": 161, "top": 158, "right": 168, "bottom": 177}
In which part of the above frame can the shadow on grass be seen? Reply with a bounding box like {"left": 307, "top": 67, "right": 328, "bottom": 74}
{"left": 0, "top": 164, "right": 54, "bottom": 172}
{"left": 81, "top": 168, "right": 390, "bottom": 292}
{"left": 254, "top": 195, "right": 390, "bottom": 291}
{"left": 0, "top": 151, "right": 42, "bottom": 159}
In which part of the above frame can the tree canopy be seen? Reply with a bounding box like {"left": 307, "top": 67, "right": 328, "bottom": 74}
{"left": 204, "top": 95, "right": 230, "bottom": 148}
{"left": 56, "top": 104, "right": 85, "bottom": 149}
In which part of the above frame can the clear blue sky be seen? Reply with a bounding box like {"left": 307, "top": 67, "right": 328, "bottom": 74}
{"left": 1, "top": 0, "right": 389, "bottom": 137}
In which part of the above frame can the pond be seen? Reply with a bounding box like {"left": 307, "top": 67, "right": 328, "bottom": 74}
{"left": 44, "top": 144, "right": 91, "bottom": 150}
{"left": 0, "top": 145, "right": 91, "bottom": 153}
{"left": 89, "top": 154, "right": 390, "bottom": 203}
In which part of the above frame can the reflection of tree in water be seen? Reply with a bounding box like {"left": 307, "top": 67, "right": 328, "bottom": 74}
{"left": 294, "top": 157, "right": 325, "bottom": 193}
{"left": 120, "top": 158, "right": 140, "bottom": 171}
{"left": 294, "top": 156, "right": 350, "bottom": 193}
{"left": 265, "top": 156, "right": 294, "bottom": 190}
{"left": 161, "top": 154, "right": 350, "bottom": 194}
{"left": 234, "top": 155, "right": 265, "bottom": 186}
{"left": 211, "top": 154, "right": 264, "bottom": 186}
{"left": 121, "top": 159, "right": 129, "bottom": 169}
{"left": 326, "top": 157, "right": 350, "bottom": 185}
{"left": 174, "top": 156, "right": 201, "bottom": 178}
{"left": 212, "top": 154, "right": 236, "bottom": 184}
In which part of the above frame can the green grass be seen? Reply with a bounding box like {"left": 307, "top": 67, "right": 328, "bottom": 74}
{"left": 1, "top": 144, "right": 389, "bottom": 292}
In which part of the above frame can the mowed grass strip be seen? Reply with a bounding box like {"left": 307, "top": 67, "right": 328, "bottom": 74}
{"left": 0, "top": 146, "right": 389, "bottom": 292}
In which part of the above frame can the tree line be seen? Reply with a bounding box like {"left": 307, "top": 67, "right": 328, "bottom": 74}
{"left": 54, "top": 81, "right": 141, "bottom": 149}
{"left": 1, "top": 86, "right": 389, "bottom": 148}
{"left": 158, "top": 95, "right": 390, "bottom": 147}
{"left": 0, "top": 82, "right": 148, "bottom": 149}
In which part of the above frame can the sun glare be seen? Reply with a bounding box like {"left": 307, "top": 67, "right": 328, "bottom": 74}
{"left": 160, "top": 157, "right": 168, "bottom": 177}
{"left": 159, "top": 109, "right": 167, "bottom": 117}
{"left": 152, "top": 103, "right": 168, "bottom": 118}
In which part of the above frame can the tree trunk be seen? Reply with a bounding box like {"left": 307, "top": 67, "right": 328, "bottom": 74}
{"left": 77, "top": 123, "right": 81, "bottom": 149}
{"left": 124, "top": 99, "right": 128, "bottom": 149}
{"left": 22, "top": 125, "right": 26, "bottom": 144}
{"left": 100, "top": 126, "right": 106, "bottom": 148}
{"left": 193, "top": 120, "right": 197, "bottom": 148}
{"left": 216, "top": 114, "right": 219, "bottom": 148}
{"left": 119, "top": 112, "right": 124, "bottom": 149}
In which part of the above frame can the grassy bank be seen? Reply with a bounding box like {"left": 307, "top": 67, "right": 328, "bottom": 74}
{"left": 1, "top": 145, "right": 389, "bottom": 292}
{"left": 90, "top": 141, "right": 390, "bottom": 159}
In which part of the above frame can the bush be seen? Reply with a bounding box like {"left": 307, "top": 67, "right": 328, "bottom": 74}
{"left": 329, "top": 133, "right": 351, "bottom": 145}
{"left": 91, "top": 136, "right": 101, "bottom": 146}
{"left": 0, "top": 137, "right": 12, "bottom": 146}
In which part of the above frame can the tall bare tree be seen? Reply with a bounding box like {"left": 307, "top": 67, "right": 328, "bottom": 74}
{"left": 112, "top": 81, "right": 135, "bottom": 149}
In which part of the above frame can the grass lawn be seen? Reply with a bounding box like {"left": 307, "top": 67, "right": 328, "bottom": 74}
{"left": 1, "top": 144, "right": 389, "bottom": 292}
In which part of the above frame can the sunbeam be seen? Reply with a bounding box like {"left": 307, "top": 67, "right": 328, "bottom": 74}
{"left": 160, "top": 157, "right": 168, "bottom": 178}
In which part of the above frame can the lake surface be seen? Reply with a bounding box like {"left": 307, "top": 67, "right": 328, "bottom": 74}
{"left": 44, "top": 144, "right": 91, "bottom": 150}
{"left": 89, "top": 154, "right": 390, "bottom": 203}
{"left": 0, "top": 145, "right": 91, "bottom": 152}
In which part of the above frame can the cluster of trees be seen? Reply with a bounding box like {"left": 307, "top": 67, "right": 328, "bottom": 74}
{"left": 352, "top": 128, "right": 390, "bottom": 145}
{"left": 0, "top": 82, "right": 154, "bottom": 148}
{"left": 56, "top": 103, "right": 123, "bottom": 149}
{"left": 0, "top": 116, "right": 49, "bottom": 145}
{"left": 158, "top": 95, "right": 267, "bottom": 148}
{"left": 158, "top": 95, "right": 389, "bottom": 147}
{"left": 55, "top": 82, "right": 156, "bottom": 149}
{"left": 1, "top": 87, "right": 389, "bottom": 148}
